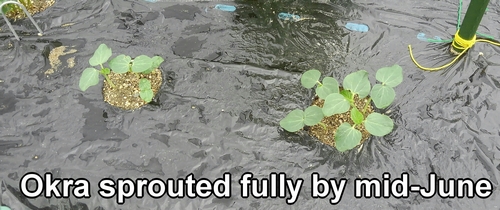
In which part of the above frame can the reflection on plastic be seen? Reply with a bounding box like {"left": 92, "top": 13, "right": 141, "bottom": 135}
{"left": 214, "top": 4, "right": 236, "bottom": 12}
{"left": 143, "top": 0, "right": 157, "bottom": 2}
{"left": 345, "top": 23, "right": 369, "bottom": 32}
{"left": 278, "top": 12, "right": 301, "bottom": 21}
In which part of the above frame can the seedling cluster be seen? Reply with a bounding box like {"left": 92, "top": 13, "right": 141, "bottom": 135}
{"left": 280, "top": 64, "right": 403, "bottom": 152}
{"left": 78, "top": 44, "right": 164, "bottom": 103}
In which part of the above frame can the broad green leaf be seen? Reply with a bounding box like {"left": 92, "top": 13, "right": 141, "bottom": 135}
{"left": 364, "top": 113, "right": 394, "bottom": 136}
{"left": 376, "top": 64, "right": 403, "bottom": 87}
{"left": 89, "top": 44, "right": 112, "bottom": 66}
{"left": 340, "top": 89, "right": 353, "bottom": 101}
{"left": 140, "top": 89, "right": 154, "bottom": 103}
{"left": 322, "top": 93, "right": 350, "bottom": 116}
{"left": 139, "top": 78, "right": 152, "bottom": 90}
{"left": 300, "top": 69, "right": 321, "bottom": 89}
{"left": 303, "top": 106, "right": 324, "bottom": 126}
{"left": 109, "top": 54, "right": 131, "bottom": 74}
{"left": 371, "top": 84, "right": 395, "bottom": 109}
{"left": 131, "top": 55, "right": 153, "bottom": 73}
{"left": 335, "top": 122, "right": 362, "bottom": 152}
{"left": 143, "top": 56, "right": 165, "bottom": 74}
{"left": 279, "top": 109, "right": 305, "bottom": 132}
{"left": 151, "top": 56, "right": 164, "bottom": 69}
{"left": 79, "top": 68, "right": 100, "bottom": 91}
{"left": 343, "top": 70, "right": 371, "bottom": 98}
{"left": 351, "top": 107, "right": 364, "bottom": 125}
{"left": 316, "top": 77, "right": 339, "bottom": 99}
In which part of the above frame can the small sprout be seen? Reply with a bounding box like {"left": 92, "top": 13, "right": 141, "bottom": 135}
{"left": 280, "top": 64, "right": 403, "bottom": 152}
{"left": 78, "top": 43, "right": 165, "bottom": 104}
{"left": 139, "top": 78, "right": 154, "bottom": 103}
{"left": 350, "top": 107, "right": 364, "bottom": 125}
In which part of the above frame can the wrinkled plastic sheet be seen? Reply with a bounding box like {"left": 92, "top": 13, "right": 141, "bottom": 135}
{"left": 1, "top": 0, "right": 500, "bottom": 209}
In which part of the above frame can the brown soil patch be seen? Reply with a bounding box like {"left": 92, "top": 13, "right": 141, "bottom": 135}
{"left": 44, "top": 45, "right": 77, "bottom": 75}
{"left": 307, "top": 89, "right": 374, "bottom": 148}
{"left": 5, "top": 0, "right": 55, "bottom": 20}
{"left": 102, "top": 69, "right": 162, "bottom": 110}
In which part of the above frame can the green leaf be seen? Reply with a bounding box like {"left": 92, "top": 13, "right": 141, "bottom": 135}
{"left": 139, "top": 79, "right": 153, "bottom": 102}
{"left": 351, "top": 107, "right": 364, "bottom": 125}
{"left": 140, "top": 89, "right": 154, "bottom": 103}
{"left": 300, "top": 69, "right": 321, "bottom": 89}
{"left": 109, "top": 54, "right": 131, "bottom": 74}
{"left": 139, "top": 78, "right": 152, "bottom": 90}
{"left": 340, "top": 89, "right": 353, "bottom": 101}
{"left": 371, "top": 84, "right": 396, "bottom": 109}
{"left": 151, "top": 56, "right": 164, "bottom": 69}
{"left": 343, "top": 70, "right": 371, "bottom": 98}
{"left": 316, "top": 77, "right": 339, "bottom": 99}
{"left": 364, "top": 113, "right": 394, "bottom": 136}
{"left": 143, "top": 56, "right": 165, "bottom": 74}
{"left": 79, "top": 68, "right": 100, "bottom": 91}
{"left": 89, "top": 44, "right": 112, "bottom": 66}
{"left": 322, "top": 93, "right": 350, "bottom": 116}
{"left": 279, "top": 109, "right": 305, "bottom": 132}
{"left": 376, "top": 64, "right": 403, "bottom": 87}
{"left": 303, "top": 106, "right": 324, "bottom": 126}
{"left": 131, "top": 55, "right": 153, "bottom": 73}
{"left": 335, "top": 122, "right": 362, "bottom": 152}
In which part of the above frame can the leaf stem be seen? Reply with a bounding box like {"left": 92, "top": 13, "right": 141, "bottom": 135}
{"left": 102, "top": 73, "right": 115, "bottom": 88}
{"left": 316, "top": 81, "right": 322, "bottom": 86}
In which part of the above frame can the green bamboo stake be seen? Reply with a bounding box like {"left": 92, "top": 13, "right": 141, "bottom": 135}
{"left": 451, "top": 0, "right": 490, "bottom": 54}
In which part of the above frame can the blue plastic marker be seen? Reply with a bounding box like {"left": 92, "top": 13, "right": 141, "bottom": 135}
{"left": 278, "top": 12, "right": 301, "bottom": 21}
{"left": 0, "top": 206, "right": 11, "bottom": 210}
{"left": 417, "top": 32, "right": 427, "bottom": 41}
{"left": 143, "top": 0, "right": 158, "bottom": 2}
{"left": 214, "top": 4, "right": 236, "bottom": 12}
{"left": 417, "top": 33, "right": 443, "bottom": 42}
{"left": 345, "top": 23, "right": 369, "bottom": 32}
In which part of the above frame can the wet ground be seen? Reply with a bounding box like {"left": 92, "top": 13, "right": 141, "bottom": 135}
{"left": 1, "top": 0, "right": 500, "bottom": 209}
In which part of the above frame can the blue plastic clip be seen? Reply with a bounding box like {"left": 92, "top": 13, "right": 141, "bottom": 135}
{"left": 214, "top": 4, "right": 236, "bottom": 12}
{"left": 278, "top": 13, "right": 300, "bottom": 21}
{"left": 345, "top": 23, "right": 369, "bottom": 33}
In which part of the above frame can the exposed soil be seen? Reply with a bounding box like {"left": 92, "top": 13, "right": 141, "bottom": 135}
{"left": 4, "top": 0, "right": 55, "bottom": 20}
{"left": 307, "top": 89, "right": 374, "bottom": 149}
{"left": 102, "top": 69, "right": 162, "bottom": 110}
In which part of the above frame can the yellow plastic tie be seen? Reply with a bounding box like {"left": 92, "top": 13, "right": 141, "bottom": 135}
{"left": 451, "top": 30, "right": 476, "bottom": 51}
{"left": 409, "top": 30, "right": 471, "bottom": 71}
{"left": 409, "top": 30, "right": 500, "bottom": 71}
